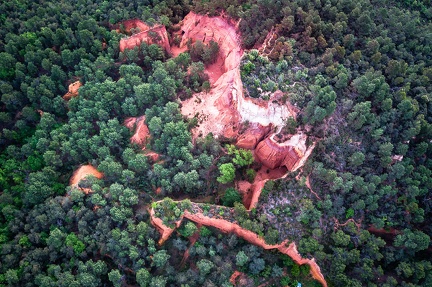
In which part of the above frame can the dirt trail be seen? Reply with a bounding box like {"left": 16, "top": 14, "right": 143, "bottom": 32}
{"left": 150, "top": 205, "right": 327, "bottom": 287}
{"left": 69, "top": 165, "right": 103, "bottom": 194}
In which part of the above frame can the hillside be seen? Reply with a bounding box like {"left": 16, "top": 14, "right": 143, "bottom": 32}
{"left": 0, "top": 0, "right": 431, "bottom": 286}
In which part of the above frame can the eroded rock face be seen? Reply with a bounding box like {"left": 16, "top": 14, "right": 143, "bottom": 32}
{"left": 176, "top": 13, "right": 310, "bottom": 173}
{"left": 118, "top": 20, "right": 171, "bottom": 54}
{"left": 236, "top": 123, "right": 271, "bottom": 149}
{"left": 63, "top": 81, "right": 82, "bottom": 100}
{"left": 255, "top": 134, "right": 305, "bottom": 170}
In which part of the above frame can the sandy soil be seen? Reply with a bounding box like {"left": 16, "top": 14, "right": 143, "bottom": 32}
{"left": 69, "top": 165, "right": 103, "bottom": 194}
{"left": 124, "top": 116, "right": 150, "bottom": 147}
{"left": 63, "top": 81, "right": 82, "bottom": 101}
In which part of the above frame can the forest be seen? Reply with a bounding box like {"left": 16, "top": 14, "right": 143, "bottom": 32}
{"left": 0, "top": 0, "right": 432, "bottom": 286}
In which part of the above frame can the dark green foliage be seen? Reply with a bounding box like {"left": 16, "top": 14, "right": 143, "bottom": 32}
{"left": 222, "top": 187, "right": 242, "bottom": 207}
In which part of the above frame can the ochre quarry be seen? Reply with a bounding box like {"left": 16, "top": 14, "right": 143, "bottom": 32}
{"left": 120, "top": 11, "right": 324, "bottom": 286}
{"left": 63, "top": 81, "right": 82, "bottom": 101}
{"left": 150, "top": 204, "right": 327, "bottom": 287}
{"left": 176, "top": 13, "right": 313, "bottom": 174}
{"left": 118, "top": 19, "right": 171, "bottom": 54}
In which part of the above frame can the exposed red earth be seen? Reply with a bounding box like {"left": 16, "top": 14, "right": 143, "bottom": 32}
{"left": 69, "top": 165, "right": 103, "bottom": 194}
{"left": 124, "top": 116, "right": 150, "bottom": 147}
{"left": 229, "top": 270, "right": 248, "bottom": 285}
{"left": 237, "top": 166, "right": 288, "bottom": 210}
{"left": 62, "top": 80, "right": 82, "bottom": 101}
{"left": 118, "top": 19, "right": 171, "bottom": 54}
{"left": 150, "top": 204, "right": 327, "bottom": 287}
{"left": 123, "top": 116, "right": 160, "bottom": 162}
{"left": 67, "top": 11, "right": 325, "bottom": 285}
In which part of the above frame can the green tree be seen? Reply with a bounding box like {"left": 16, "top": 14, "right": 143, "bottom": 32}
{"left": 217, "top": 163, "right": 235, "bottom": 184}
{"left": 152, "top": 250, "right": 170, "bottom": 268}
{"left": 222, "top": 187, "right": 242, "bottom": 207}
{"left": 108, "top": 270, "right": 122, "bottom": 287}
{"left": 197, "top": 259, "right": 214, "bottom": 275}
{"left": 136, "top": 268, "right": 151, "bottom": 287}
{"left": 236, "top": 251, "right": 249, "bottom": 267}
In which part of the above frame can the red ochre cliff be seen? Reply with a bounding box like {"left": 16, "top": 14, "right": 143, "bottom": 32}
{"left": 176, "top": 13, "right": 313, "bottom": 173}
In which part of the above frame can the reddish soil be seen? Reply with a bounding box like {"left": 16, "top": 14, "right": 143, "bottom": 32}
{"left": 117, "top": 19, "right": 150, "bottom": 33}
{"left": 367, "top": 226, "right": 401, "bottom": 243}
{"left": 305, "top": 175, "right": 322, "bottom": 200}
{"left": 150, "top": 204, "right": 327, "bottom": 287}
{"left": 124, "top": 116, "right": 150, "bottom": 147}
{"left": 230, "top": 270, "right": 248, "bottom": 285}
{"left": 237, "top": 166, "right": 288, "bottom": 210}
{"left": 63, "top": 81, "right": 82, "bottom": 101}
{"left": 118, "top": 19, "right": 171, "bottom": 54}
{"left": 180, "top": 224, "right": 202, "bottom": 267}
{"left": 69, "top": 165, "right": 103, "bottom": 194}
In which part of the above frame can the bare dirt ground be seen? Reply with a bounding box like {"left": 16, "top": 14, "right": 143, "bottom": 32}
{"left": 69, "top": 165, "right": 103, "bottom": 194}
{"left": 124, "top": 116, "right": 150, "bottom": 147}
{"left": 63, "top": 81, "right": 82, "bottom": 101}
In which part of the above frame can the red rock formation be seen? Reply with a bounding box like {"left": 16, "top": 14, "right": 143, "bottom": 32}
{"left": 255, "top": 137, "right": 302, "bottom": 170}
{"left": 237, "top": 166, "right": 288, "bottom": 210}
{"left": 63, "top": 81, "right": 82, "bottom": 100}
{"left": 149, "top": 207, "right": 179, "bottom": 245}
{"left": 145, "top": 151, "right": 160, "bottom": 163}
{"left": 236, "top": 123, "right": 271, "bottom": 149}
{"left": 230, "top": 271, "right": 248, "bottom": 285}
{"left": 118, "top": 20, "right": 171, "bottom": 54}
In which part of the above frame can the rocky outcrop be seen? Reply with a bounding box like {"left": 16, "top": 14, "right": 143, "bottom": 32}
{"left": 118, "top": 20, "right": 171, "bottom": 54}
{"left": 124, "top": 116, "right": 162, "bottom": 163}
{"left": 254, "top": 133, "right": 310, "bottom": 171}
{"left": 63, "top": 81, "right": 82, "bottom": 100}
{"left": 236, "top": 123, "right": 271, "bottom": 149}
